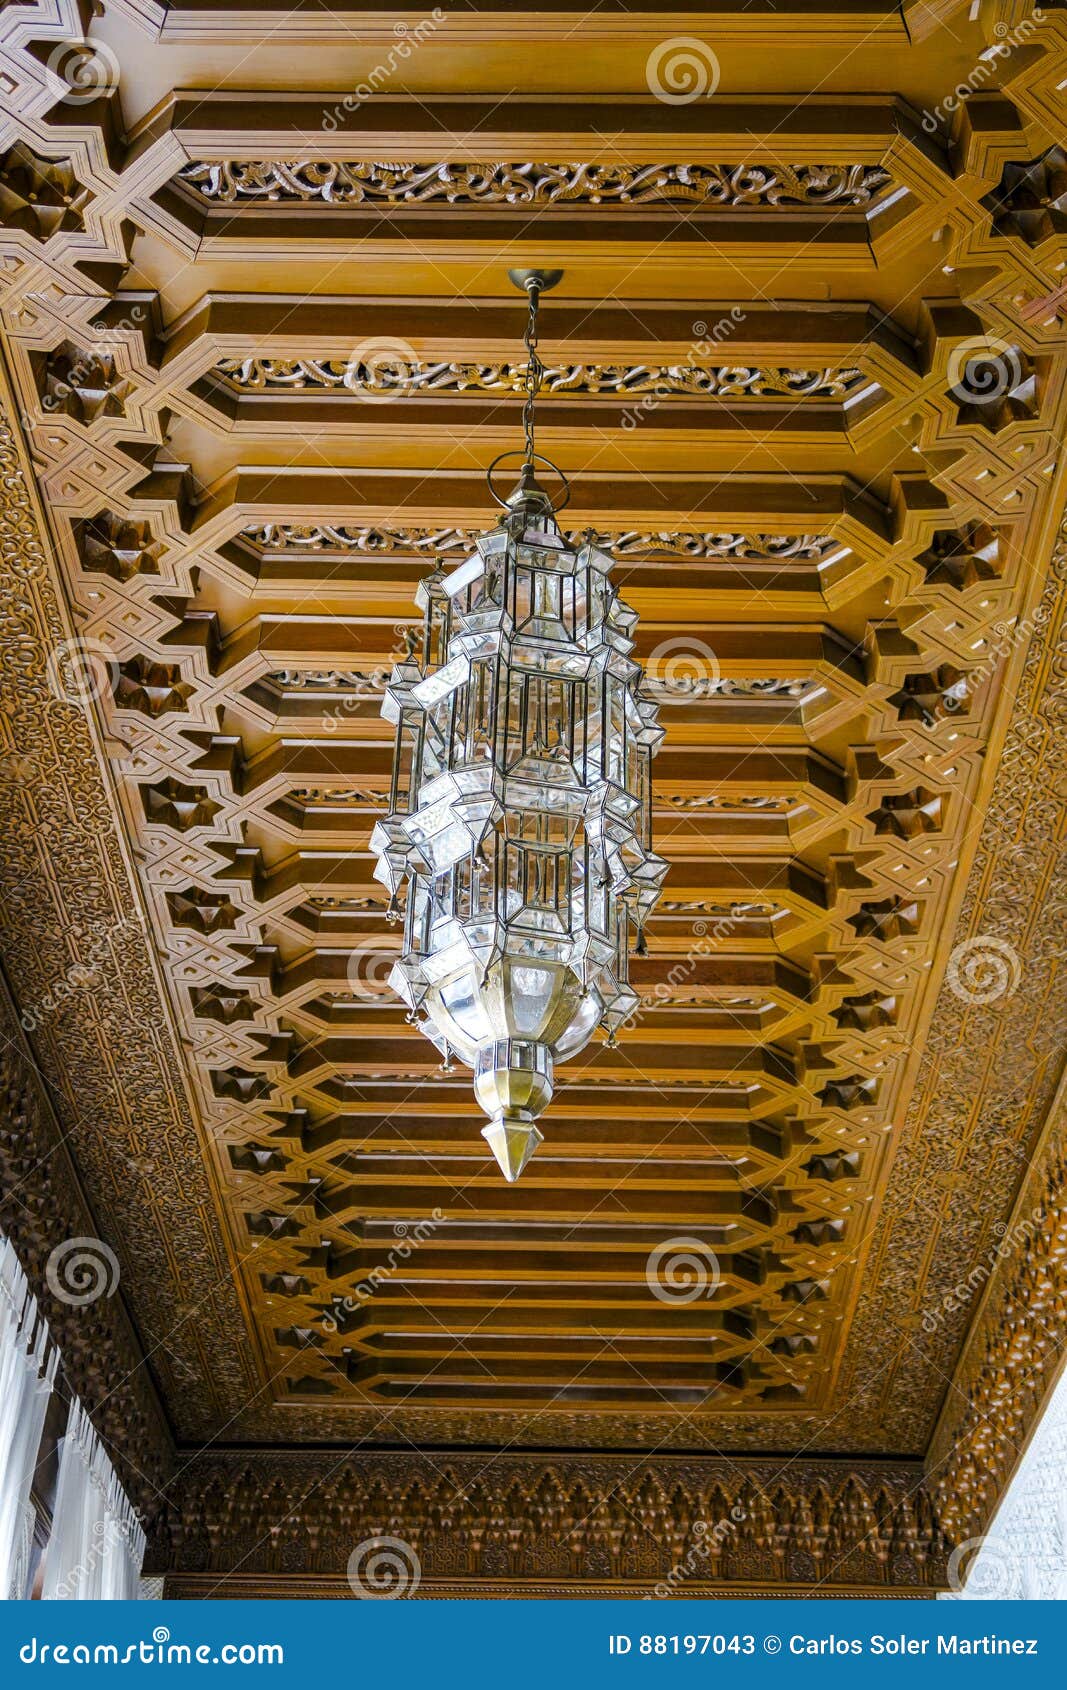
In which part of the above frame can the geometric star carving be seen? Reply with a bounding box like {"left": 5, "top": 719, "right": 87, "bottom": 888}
{"left": 140, "top": 777, "right": 221, "bottom": 831}
{"left": 983, "top": 145, "right": 1067, "bottom": 247}
{"left": 847, "top": 896, "right": 922, "bottom": 941}
{"left": 75, "top": 510, "right": 163, "bottom": 582}
{"left": 0, "top": 139, "right": 91, "bottom": 239}
{"left": 917, "top": 523, "right": 1002, "bottom": 591}
{"left": 867, "top": 786, "right": 943, "bottom": 839}
{"left": 115, "top": 656, "right": 194, "bottom": 717}
{"left": 889, "top": 665, "right": 970, "bottom": 727}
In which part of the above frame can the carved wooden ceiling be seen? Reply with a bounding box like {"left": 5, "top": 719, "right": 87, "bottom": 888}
{"left": 1, "top": 0, "right": 1066, "bottom": 1595}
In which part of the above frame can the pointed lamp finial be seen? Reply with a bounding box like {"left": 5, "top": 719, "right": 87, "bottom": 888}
{"left": 481, "top": 1116, "right": 544, "bottom": 1183}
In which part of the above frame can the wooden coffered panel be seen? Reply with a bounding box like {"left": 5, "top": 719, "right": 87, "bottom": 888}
{"left": 1, "top": 0, "right": 1065, "bottom": 1563}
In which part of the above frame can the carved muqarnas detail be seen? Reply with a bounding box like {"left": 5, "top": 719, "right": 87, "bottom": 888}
{"left": 35, "top": 340, "right": 131, "bottom": 426}
{"left": 889, "top": 665, "right": 970, "bottom": 727}
{"left": 178, "top": 159, "right": 894, "bottom": 212}
{"left": 833, "top": 990, "right": 898, "bottom": 1030}
{"left": 165, "top": 887, "right": 239, "bottom": 933}
{"left": 190, "top": 984, "right": 256, "bottom": 1025}
{"left": 949, "top": 348, "right": 1038, "bottom": 434}
{"left": 114, "top": 657, "right": 193, "bottom": 718}
{"left": 74, "top": 511, "right": 163, "bottom": 582}
{"left": 228, "top": 1143, "right": 286, "bottom": 1173}
{"left": 261, "top": 1272, "right": 311, "bottom": 1297}
{"left": 0, "top": 140, "right": 90, "bottom": 239}
{"left": 140, "top": 778, "right": 221, "bottom": 832}
{"left": 804, "top": 1149, "right": 861, "bottom": 1181}
{"left": 154, "top": 1456, "right": 949, "bottom": 1589}
{"left": 212, "top": 1068, "right": 273, "bottom": 1103}
{"left": 983, "top": 146, "right": 1067, "bottom": 248}
{"left": 246, "top": 1210, "right": 299, "bottom": 1237}
{"left": 918, "top": 523, "right": 1002, "bottom": 591}
{"left": 867, "top": 786, "right": 943, "bottom": 839}
{"left": 819, "top": 1075, "right": 878, "bottom": 1112}
{"left": 848, "top": 897, "right": 921, "bottom": 941}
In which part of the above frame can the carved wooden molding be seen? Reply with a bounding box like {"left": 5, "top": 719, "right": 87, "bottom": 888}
{"left": 149, "top": 1451, "right": 949, "bottom": 1595}
{"left": 242, "top": 524, "right": 839, "bottom": 561}
{"left": 0, "top": 979, "right": 172, "bottom": 1514}
{"left": 177, "top": 160, "right": 895, "bottom": 211}
{"left": 214, "top": 358, "right": 865, "bottom": 401}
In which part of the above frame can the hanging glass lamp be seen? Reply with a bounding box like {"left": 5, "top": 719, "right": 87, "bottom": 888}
{"left": 371, "top": 268, "right": 667, "bottom": 1180}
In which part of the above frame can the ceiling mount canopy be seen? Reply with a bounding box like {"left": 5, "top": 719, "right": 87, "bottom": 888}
{"left": 371, "top": 266, "right": 667, "bottom": 1180}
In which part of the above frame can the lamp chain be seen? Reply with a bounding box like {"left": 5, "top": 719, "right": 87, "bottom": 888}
{"left": 521, "top": 280, "right": 544, "bottom": 466}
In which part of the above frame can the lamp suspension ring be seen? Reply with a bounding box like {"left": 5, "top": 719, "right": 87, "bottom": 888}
{"left": 485, "top": 449, "right": 571, "bottom": 512}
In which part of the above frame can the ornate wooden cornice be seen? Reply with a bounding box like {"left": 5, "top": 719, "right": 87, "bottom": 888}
{"left": 149, "top": 1450, "right": 948, "bottom": 1597}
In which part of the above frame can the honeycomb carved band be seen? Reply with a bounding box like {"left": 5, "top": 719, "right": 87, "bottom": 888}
{"left": 149, "top": 1454, "right": 948, "bottom": 1593}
